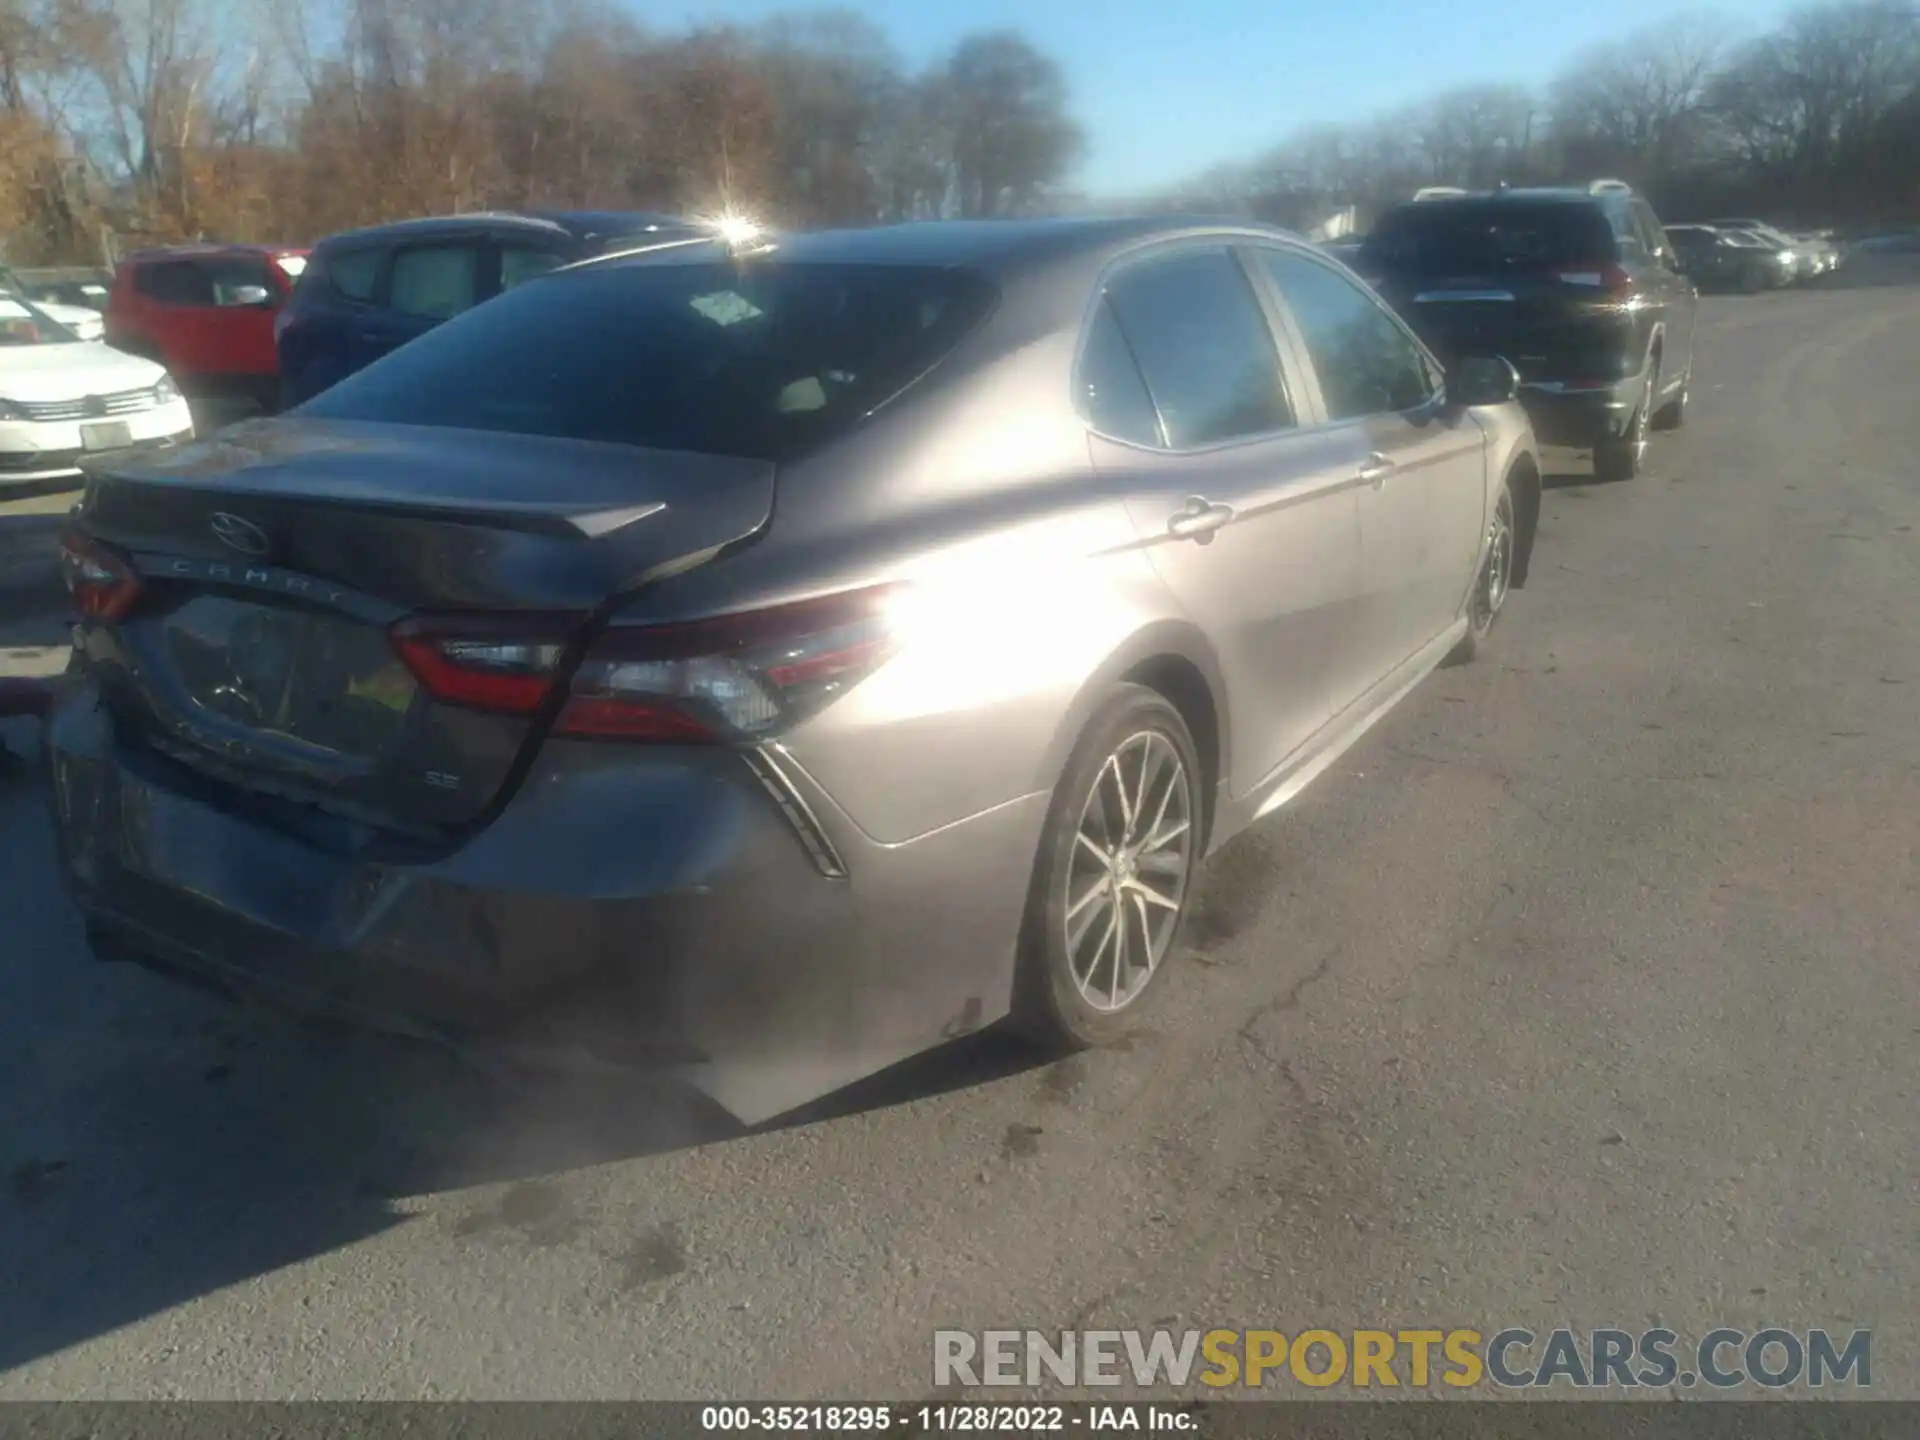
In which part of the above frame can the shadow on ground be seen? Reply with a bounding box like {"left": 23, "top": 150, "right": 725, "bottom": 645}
{"left": 0, "top": 762, "right": 1271, "bottom": 1375}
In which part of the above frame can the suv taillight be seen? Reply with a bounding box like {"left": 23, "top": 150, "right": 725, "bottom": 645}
{"left": 59, "top": 532, "right": 142, "bottom": 622}
{"left": 1554, "top": 262, "right": 1633, "bottom": 295}
{"left": 391, "top": 585, "right": 902, "bottom": 744}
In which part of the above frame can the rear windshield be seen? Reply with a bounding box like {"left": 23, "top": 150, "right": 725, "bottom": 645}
{"left": 295, "top": 260, "right": 996, "bottom": 462}
{"left": 1362, "top": 201, "right": 1616, "bottom": 274}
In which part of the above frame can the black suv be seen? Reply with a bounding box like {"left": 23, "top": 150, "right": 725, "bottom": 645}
{"left": 1357, "top": 181, "right": 1697, "bottom": 481}
{"left": 276, "top": 210, "right": 704, "bottom": 407}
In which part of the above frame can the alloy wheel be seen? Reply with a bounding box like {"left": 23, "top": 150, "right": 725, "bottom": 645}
{"left": 1630, "top": 369, "right": 1655, "bottom": 465}
{"left": 1472, "top": 493, "right": 1514, "bottom": 632}
{"left": 1062, "top": 730, "right": 1194, "bottom": 1013}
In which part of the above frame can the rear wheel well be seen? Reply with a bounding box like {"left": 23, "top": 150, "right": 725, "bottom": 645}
{"left": 1119, "top": 654, "right": 1220, "bottom": 848}
{"left": 1507, "top": 452, "right": 1541, "bottom": 589}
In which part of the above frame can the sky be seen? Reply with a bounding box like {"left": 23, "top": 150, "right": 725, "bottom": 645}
{"left": 647, "top": 0, "right": 1793, "bottom": 197}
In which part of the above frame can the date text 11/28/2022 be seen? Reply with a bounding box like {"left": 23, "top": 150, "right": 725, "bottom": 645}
{"left": 700, "top": 1404, "right": 1198, "bottom": 1432}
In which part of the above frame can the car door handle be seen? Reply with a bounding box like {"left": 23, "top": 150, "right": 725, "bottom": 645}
{"left": 1357, "top": 453, "right": 1396, "bottom": 488}
{"left": 1167, "top": 497, "right": 1236, "bottom": 541}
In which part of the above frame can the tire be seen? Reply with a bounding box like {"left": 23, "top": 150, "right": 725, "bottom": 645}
{"left": 1651, "top": 368, "right": 1689, "bottom": 431}
{"left": 1445, "top": 479, "right": 1516, "bottom": 667}
{"left": 1593, "top": 359, "right": 1655, "bottom": 483}
{"left": 1013, "top": 684, "right": 1203, "bottom": 1050}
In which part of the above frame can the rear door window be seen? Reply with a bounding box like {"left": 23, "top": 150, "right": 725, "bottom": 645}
{"left": 295, "top": 261, "right": 998, "bottom": 463}
{"left": 1365, "top": 202, "right": 1617, "bottom": 275}
{"left": 325, "top": 247, "right": 383, "bottom": 303}
{"left": 136, "top": 262, "right": 216, "bottom": 307}
{"left": 1104, "top": 249, "right": 1293, "bottom": 448}
{"left": 1634, "top": 201, "right": 1673, "bottom": 261}
{"left": 1605, "top": 203, "right": 1648, "bottom": 263}
{"left": 1077, "top": 299, "right": 1163, "bottom": 447}
{"left": 388, "top": 244, "right": 482, "bottom": 320}
{"left": 500, "top": 245, "right": 567, "bottom": 292}
{"left": 1255, "top": 248, "right": 1437, "bottom": 421}
{"left": 202, "top": 257, "right": 274, "bottom": 307}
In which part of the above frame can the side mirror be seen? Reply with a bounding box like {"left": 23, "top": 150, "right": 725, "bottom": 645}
{"left": 224, "top": 285, "right": 273, "bottom": 308}
{"left": 1447, "top": 355, "right": 1520, "bottom": 408}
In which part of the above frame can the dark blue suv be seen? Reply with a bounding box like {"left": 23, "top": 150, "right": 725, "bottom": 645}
{"left": 276, "top": 210, "right": 703, "bottom": 407}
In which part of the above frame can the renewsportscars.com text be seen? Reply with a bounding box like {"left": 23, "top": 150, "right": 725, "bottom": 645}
{"left": 933, "top": 1327, "right": 1872, "bottom": 1390}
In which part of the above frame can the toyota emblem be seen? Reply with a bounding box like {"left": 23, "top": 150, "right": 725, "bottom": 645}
{"left": 209, "top": 512, "right": 271, "bottom": 557}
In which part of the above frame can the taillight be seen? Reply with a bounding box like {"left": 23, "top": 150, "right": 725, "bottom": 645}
{"left": 60, "top": 531, "right": 142, "bottom": 622}
{"left": 389, "top": 584, "right": 902, "bottom": 744}
{"left": 1554, "top": 263, "right": 1633, "bottom": 295}
{"left": 556, "top": 584, "right": 902, "bottom": 743}
{"left": 390, "top": 614, "right": 571, "bottom": 715}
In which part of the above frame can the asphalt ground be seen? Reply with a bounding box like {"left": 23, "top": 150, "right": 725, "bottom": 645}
{"left": 1, "top": 262, "right": 1915, "bottom": 1400}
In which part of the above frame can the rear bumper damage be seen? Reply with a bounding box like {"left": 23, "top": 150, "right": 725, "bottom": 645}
{"left": 46, "top": 681, "right": 1047, "bottom": 1125}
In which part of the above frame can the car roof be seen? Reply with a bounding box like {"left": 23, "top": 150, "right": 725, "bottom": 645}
{"left": 524, "top": 210, "right": 701, "bottom": 236}
{"left": 122, "top": 243, "right": 308, "bottom": 264}
{"left": 316, "top": 210, "right": 701, "bottom": 249}
{"left": 1385, "top": 188, "right": 1618, "bottom": 213}
{"left": 579, "top": 215, "right": 1309, "bottom": 280}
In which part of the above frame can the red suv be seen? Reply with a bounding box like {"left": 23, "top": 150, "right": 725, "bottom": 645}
{"left": 104, "top": 244, "right": 309, "bottom": 412}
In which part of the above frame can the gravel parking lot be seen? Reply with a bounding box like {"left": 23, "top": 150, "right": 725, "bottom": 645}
{"left": 2, "top": 264, "right": 1916, "bottom": 1400}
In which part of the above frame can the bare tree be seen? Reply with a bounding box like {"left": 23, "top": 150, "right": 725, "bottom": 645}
{"left": 1550, "top": 12, "right": 1731, "bottom": 178}
{"left": 1417, "top": 83, "right": 1538, "bottom": 186}
{"left": 870, "top": 71, "right": 955, "bottom": 219}
{"left": 942, "top": 31, "right": 1082, "bottom": 218}
{"left": 757, "top": 9, "right": 902, "bottom": 224}
{"left": 1707, "top": 0, "right": 1920, "bottom": 214}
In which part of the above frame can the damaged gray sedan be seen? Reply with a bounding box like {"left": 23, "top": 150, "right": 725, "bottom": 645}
{"left": 47, "top": 217, "right": 1540, "bottom": 1124}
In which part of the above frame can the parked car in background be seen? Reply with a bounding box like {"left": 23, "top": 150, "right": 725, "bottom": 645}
{"left": 276, "top": 210, "right": 704, "bottom": 406}
{"left": 1792, "top": 232, "right": 1842, "bottom": 275}
{"left": 1708, "top": 219, "right": 1814, "bottom": 282}
{"left": 50, "top": 216, "right": 1538, "bottom": 1126}
{"left": 24, "top": 277, "right": 112, "bottom": 314}
{"left": 104, "top": 244, "right": 310, "bottom": 411}
{"left": 0, "top": 293, "right": 193, "bottom": 484}
{"left": 1716, "top": 228, "right": 1805, "bottom": 287}
{"left": 1360, "top": 179, "right": 1696, "bottom": 481}
{"left": 1, "top": 263, "right": 107, "bottom": 340}
{"left": 1665, "top": 224, "right": 1789, "bottom": 293}
{"left": 1319, "top": 236, "right": 1366, "bottom": 264}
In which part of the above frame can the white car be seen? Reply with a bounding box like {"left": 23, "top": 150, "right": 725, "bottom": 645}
{"left": 0, "top": 266, "right": 106, "bottom": 340}
{"left": 29, "top": 298, "right": 106, "bottom": 342}
{"left": 0, "top": 296, "right": 194, "bottom": 484}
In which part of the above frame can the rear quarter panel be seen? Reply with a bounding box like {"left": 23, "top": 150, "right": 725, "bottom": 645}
{"left": 612, "top": 318, "right": 1194, "bottom": 848}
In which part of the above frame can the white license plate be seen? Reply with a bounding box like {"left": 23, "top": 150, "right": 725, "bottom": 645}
{"left": 80, "top": 420, "right": 133, "bottom": 451}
